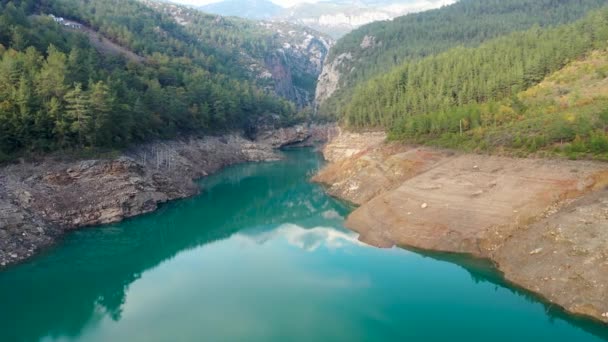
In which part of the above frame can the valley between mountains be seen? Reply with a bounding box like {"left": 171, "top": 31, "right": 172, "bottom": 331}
{"left": 1, "top": 0, "right": 608, "bottom": 335}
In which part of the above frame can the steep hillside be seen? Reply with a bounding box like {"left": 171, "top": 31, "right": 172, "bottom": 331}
{"left": 317, "top": 0, "right": 608, "bottom": 115}
{"left": 250, "top": 21, "right": 333, "bottom": 107}
{"left": 390, "top": 48, "right": 608, "bottom": 160}
{"left": 346, "top": 8, "right": 608, "bottom": 126}
{"left": 0, "top": 0, "right": 325, "bottom": 161}
{"left": 340, "top": 6, "right": 608, "bottom": 159}
{"left": 150, "top": 1, "right": 334, "bottom": 107}
{"left": 46, "top": 0, "right": 333, "bottom": 108}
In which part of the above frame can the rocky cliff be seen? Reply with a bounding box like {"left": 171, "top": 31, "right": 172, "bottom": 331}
{"left": 256, "top": 22, "right": 333, "bottom": 108}
{"left": 142, "top": 1, "right": 333, "bottom": 108}
{"left": 313, "top": 130, "right": 608, "bottom": 324}
{"left": 0, "top": 124, "right": 337, "bottom": 268}
{"left": 314, "top": 52, "right": 351, "bottom": 106}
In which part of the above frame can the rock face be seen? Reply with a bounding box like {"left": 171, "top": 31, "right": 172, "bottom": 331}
{"left": 0, "top": 177, "right": 54, "bottom": 267}
{"left": 254, "top": 125, "right": 309, "bottom": 148}
{"left": 255, "top": 22, "right": 333, "bottom": 108}
{"left": 313, "top": 130, "right": 608, "bottom": 324}
{"left": 314, "top": 52, "right": 351, "bottom": 106}
{"left": 143, "top": 1, "right": 333, "bottom": 108}
{"left": 0, "top": 124, "right": 336, "bottom": 268}
{"left": 315, "top": 128, "right": 386, "bottom": 163}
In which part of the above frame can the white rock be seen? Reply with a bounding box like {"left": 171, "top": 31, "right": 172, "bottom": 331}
{"left": 421, "top": 203, "right": 428, "bottom": 209}
{"left": 529, "top": 248, "right": 543, "bottom": 255}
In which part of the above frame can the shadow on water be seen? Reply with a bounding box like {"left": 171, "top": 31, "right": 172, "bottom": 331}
{"left": 0, "top": 148, "right": 606, "bottom": 341}
{"left": 407, "top": 247, "right": 608, "bottom": 341}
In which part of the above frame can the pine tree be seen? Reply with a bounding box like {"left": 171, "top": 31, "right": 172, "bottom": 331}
{"left": 88, "top": 81, "right": 114, "bottom": 146}
{"left": 64, "top": 83, "right": 90, "bottom": 147}
{"left": 37, "top": 45, "right": 67, "bottom": 101}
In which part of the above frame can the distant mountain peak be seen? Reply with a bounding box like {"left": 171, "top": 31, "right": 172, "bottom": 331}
{"left": 193, "top": 0, "right": 456, "bottom": 38}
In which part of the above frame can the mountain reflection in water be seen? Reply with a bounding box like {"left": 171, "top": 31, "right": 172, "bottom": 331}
{"left": 0, "top": 149, "right": 606, "bottom": 342}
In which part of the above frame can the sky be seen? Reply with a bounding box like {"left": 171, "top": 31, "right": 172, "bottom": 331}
{"left": 171, "top": 0, "right": 321, "bottom": 7}
{"left": 171, "top": 0, "right": 454, "bottom": 10}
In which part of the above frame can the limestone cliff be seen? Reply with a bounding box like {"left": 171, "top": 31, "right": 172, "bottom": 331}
{"left": 314, "top": 52, "right": 352, "bottom": 106}
{"left": 254, "top": 22, "right": 334, "bottom": 108}
{"left": 141, "top": 1, "right": 333, "bottom": 108}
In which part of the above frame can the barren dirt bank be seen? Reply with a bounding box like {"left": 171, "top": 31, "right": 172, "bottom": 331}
{"left": 313, "top": 130, "right": 608, "bottom": 324}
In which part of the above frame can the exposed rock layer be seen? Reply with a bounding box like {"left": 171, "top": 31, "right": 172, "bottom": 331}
{"left": 313, "top": 130, "right": 608, "bottom": 324}
{"left": 314, "top": 52, "right": 351, "bottom": 105}
{"left": 251, "top": 22, "right": 332, "bottom": 108}
{"left": 0, "top": 124, "right": 337, "bottom": 268}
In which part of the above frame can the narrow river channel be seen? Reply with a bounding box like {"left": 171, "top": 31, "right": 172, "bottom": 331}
{"left": 0, "top": 148, "right": 606, "bottom": 341}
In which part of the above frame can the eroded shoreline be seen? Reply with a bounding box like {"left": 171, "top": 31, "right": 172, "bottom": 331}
{"left": 313, "top": 129, "right": 608, "bottom": 324}
{"left": 0, "top": 124, "right": 337, "bottom": 268}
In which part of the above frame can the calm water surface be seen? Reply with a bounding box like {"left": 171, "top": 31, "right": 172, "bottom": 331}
{"left": 0, "top": 148, "right": 607, "bottom": 341}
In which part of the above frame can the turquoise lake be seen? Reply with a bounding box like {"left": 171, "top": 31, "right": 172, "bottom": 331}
{"left": 0, "top": 148, "right": 607, "bottom": 341}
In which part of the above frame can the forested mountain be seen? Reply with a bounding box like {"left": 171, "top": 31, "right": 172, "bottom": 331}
{"left": 49, "top": 0, "right": 333, "bottom": 107}
{"left": 345, "top": 8, "right": 608, "bottom": 127}
{"left": 389, "top": 47, "right": 608, "bottom": 159}
{"left": 0, "top": 0, "right": 330, "bottom": 161}
{"left": 316, "top": 0, "right": 608, "bottom": 116}
{"left": 344, "top": 6, "right": 608, "bottom": 158}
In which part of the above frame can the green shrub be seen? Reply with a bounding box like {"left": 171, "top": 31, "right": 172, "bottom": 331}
{"left": 567, "top": 135, "right": 589, "bottom": 153}
{"left": 589, "top": 131, "right": 608, "bottom": 153}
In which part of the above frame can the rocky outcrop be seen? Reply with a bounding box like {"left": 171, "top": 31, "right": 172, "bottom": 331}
{"left": 0, "top": 124, "right": 336, "bottom": 268}
{"left": 0, "top": 177, "right": 55, "bottom": 267}
{"left": 254, "top": 125, "right": 310, "bottom": 148}
{"left": 359, "top": 35, "right": 377, "bottom": 49}
{"left": 316, "top": 128, "right": 386, "bottom": 163}
{"left": 314, "top": 52, "right": 351, "bottom": 106}
{"left": 311, "top": 0, "right": 459, "bottom": 104}
{"left": 144, "top": 1, "right": 333, "bottom": 108}
{"left": 255, "top": 22, "right": 333, "bottom": 108}
{"left": 313, "top": 130, "right": 608, "bottom": 324}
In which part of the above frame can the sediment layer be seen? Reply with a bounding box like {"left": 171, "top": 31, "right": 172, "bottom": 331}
{"left": 0, "top": 124, "right": 337, "bottom": 268}
{"left": 313, "top": 130, "right": 608, "bottom": 324}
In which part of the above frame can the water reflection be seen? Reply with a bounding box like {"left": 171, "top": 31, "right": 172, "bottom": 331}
{"left": 0, "top": 148, "right": 348, "bottom": 341}
{"left": 0, "top": 149, "right": 606, "bottom": 342}
{"left": 240, "top": 223, "right": 366, "bottom": 252}
{"left": 411, "top": 248, "right": 608, "bottom": 340}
